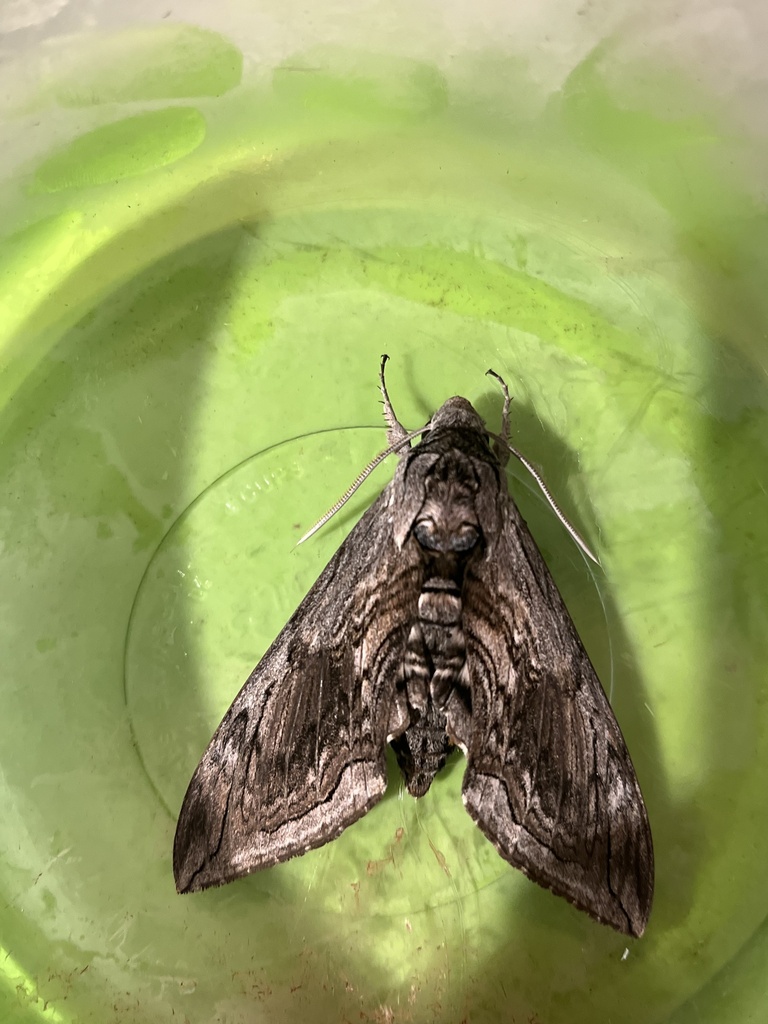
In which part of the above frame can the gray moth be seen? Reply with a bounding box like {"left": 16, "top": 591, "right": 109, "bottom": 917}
{"left": 173, "top": 357, "right": 654, "bottom": 938}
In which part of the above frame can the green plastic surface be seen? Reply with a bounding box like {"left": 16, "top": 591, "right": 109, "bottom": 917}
{"left": 1, "top": 23, "right": 768, "bottom": 1024}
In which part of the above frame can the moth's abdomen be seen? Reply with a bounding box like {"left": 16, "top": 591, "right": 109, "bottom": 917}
{"left": 419, "top": 578, "right": 462, "bottom": 622}
{"left": 418, "top": 579, "right": 466, "bottom": 708}
{"left": 390, "top": 574, "right": 473, "bottom": 797}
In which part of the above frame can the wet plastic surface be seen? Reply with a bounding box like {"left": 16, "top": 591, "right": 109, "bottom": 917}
{"left": 1, "top": 17, "right": 768, "bottom": 1024}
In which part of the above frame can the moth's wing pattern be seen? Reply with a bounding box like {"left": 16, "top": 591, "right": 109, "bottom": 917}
{"left": 455, "top": 498, "right": 654, "bottom": 937}
{"left": 173, "top": 489, "right": 421, "bottom": 893}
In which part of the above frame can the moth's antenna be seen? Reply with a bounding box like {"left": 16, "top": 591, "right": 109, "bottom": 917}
{"left": 299, "top": 354, "right": 425, "bottom": 545}
{"left": 486, "top": 368, "right": 511, "bottom": 466}
{"left": 498, "top": 436, "right": 600, "bottom": 566}
{"left": 485, "top": 369, "right": 600, "bottom": 566}
{"left": 379, "top": 353, "right": 412, "bottom": 450}
{"left": 297, "top": 427, "right": 424, "bottom": 545}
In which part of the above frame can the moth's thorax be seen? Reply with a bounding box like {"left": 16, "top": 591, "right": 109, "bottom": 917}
{"left": 416, "top": 403, "right": 499, "bottom": 476}
{"left": 413, "top": 454, "right": 481, "bottom": 554}
{"left": 393, "top": 418, "right": 503, "bottom": 555}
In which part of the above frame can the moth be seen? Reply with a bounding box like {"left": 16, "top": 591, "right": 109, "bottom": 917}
{"left": 173, "top": 357, "right": 654, "bottom": 937}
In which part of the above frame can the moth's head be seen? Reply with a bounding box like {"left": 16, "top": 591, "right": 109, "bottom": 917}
{"left": 427, "top": 396, "right": 486, "bottom": 434}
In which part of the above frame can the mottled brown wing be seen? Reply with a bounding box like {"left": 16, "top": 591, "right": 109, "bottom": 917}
{"left": 173, "top": 489, "right": 421, "bottom": 893}
{"left": 455, "top": 498, "right": 654, "bottom": 937}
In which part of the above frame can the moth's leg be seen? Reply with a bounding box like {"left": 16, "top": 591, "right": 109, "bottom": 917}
{"left": 379, "top": 353, "right": 411, "bottom": 450}
{"left": 486, "top": 369, "right": 511, "bottom": 467}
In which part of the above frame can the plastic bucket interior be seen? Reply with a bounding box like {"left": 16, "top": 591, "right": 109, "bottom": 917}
{"left": 1, "top": 3, "right": 768, "bottom": 1023}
